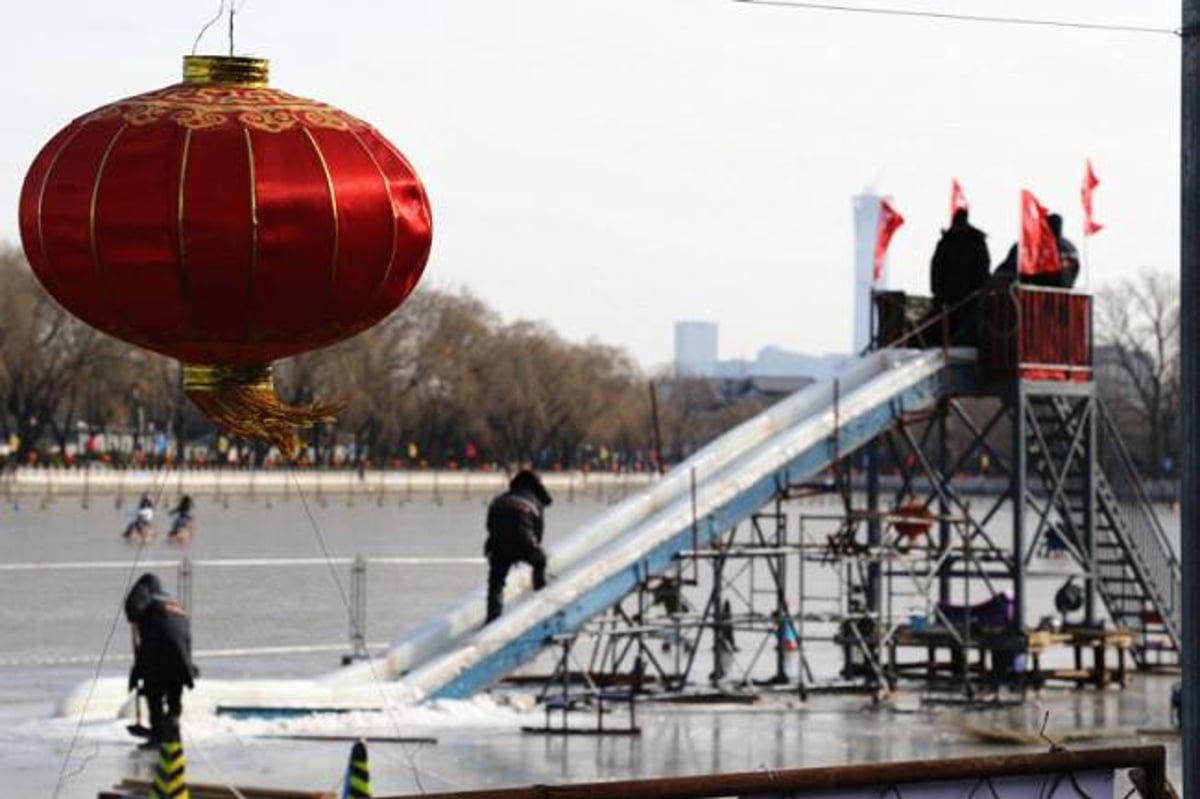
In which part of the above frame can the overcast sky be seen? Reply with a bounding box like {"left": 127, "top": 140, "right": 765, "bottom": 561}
{"left": 0, "top": 0, "right": 1181, "bottom": 371}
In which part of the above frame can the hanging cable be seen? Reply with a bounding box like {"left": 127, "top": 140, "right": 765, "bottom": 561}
{"left": 50, "top": 538, "right": 148, "bottom": 799}
{"left": 289, "top": 468, "right": 429, "bottom": 794}
{"left": 733, "top": 0, "right": 1179, "bottom": 37}
{"left": 192, "top": 0, "right": 227, "bottom": 55}
{"left": 228, "top": 0, "right": 252, "bottom": 56}
{"left": 51, "top": 461, "right": 176, "bottom": 797}
{"left": 188, "top": 735, "right": 251, "bottom": 799}
{"left": 375, "top": 747, "right": 472, "bottom": 793}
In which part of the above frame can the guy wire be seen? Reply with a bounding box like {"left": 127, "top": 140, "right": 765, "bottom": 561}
{"left": 51, "top": 537, "right": 148, "bottom": 799}
{"left": 51, "top": 461, "right": 176, "bottom": 797}
{"left": 188, "top": 734, "right": 250, "bottom": 799}
{"left": 734, "top": 0, "right": 1179, "bottom": 37}
{"left": 288, "top": 467, "right": 429, "bottom": 794}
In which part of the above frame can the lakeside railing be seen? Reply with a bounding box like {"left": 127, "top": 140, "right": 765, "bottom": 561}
{"left": 0, "top": 467, "right": 657, "bottom": 503}
{"left": 0, "top": 555, "right": 482, "bottom": 671}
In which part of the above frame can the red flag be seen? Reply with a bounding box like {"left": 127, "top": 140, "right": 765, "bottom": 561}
{"left": 950, "top": 179, "right": 969, "bottom": 219}
{"left": 1018, "top": 190, "right": 1061, "bottom": 277}
{"left": 873, "top": 199, "right": 904, "bottom": 282}
{"left": 1081, "top": 159, "right": 1104, "bottom": 236}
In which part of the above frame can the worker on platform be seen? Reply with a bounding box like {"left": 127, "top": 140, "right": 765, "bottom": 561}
{"left": 125, "top": 573, "right": 197, "bottom": 749}
{"left": 929, "top": 208, "right": 991, "bottom": 345}
{"left": 484, "top": 470, "right": 553, "bottom": 623}
{"left": 1045, "top": 213, "right": 1080, "bottom": 288}
{"left": 994, "top": 212, "right": 1079, "bottom": 289}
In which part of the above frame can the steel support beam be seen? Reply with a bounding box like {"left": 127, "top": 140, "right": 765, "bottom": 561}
{"left": 1180, "top": 2, "right": 1199, "bottom": 791}
{"left": 1012, "top": 386, "right": 1027, "bottom": 638}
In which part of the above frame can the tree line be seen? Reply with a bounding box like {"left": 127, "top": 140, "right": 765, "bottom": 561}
{"left": 1094, "top": 270, "right": 1180, "bottom": 476}
{"left": 0, "top": 245, "right": 1179, "bottom": 476}
{"left": 0, "top": 246, "right": 763, "bottom": 469}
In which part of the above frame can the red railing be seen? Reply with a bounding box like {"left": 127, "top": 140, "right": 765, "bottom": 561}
{"left": 980, "top": 284, "right": 1092, "bottom": 382}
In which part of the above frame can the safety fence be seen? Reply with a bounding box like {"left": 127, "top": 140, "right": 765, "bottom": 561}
{"left": 979, "top": 284, "right": 1092, "bottom": 382}
{"left": 0, "top": 468, "right": 654, "bottom": 504}
{"left": 0, "top": 555, "right": 485, "bottom": 672}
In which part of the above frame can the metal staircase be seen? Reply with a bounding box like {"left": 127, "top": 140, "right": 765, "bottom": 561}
{"left": 1026, "top": 394, "right": 1181, "bottom": 665}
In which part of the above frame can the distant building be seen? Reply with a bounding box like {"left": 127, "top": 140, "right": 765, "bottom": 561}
{"left": 674, "top": 321, "right": 719, "bottom": 377}
{"left": 717, "top": 375, "right": 815, "bottom": 405}
{"left": 713, "top": 347, "right": 851, "bottom": 382}
{"left": 753, "top": 346, "right": 853, "bottom": 380}
{"left": 673, "top": 321, "right": 849, "bottom": 385}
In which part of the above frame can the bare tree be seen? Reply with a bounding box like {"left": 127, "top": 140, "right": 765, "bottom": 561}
{"left": 658, "top": 377, "right": 768, "bottom": 462}
{"left": 1095, "top": 270, "right": 1180, "bottom": 473}
{"left": 0, "top": 245, "right": 760, "bottom": 469}
{"left": 0, "top": 247, "right": 132, "bottom": 458}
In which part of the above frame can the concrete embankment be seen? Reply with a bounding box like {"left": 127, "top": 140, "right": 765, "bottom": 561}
{"left": 0, "top": 467, "right": 657, "bottom": 501}
{"left": 0, "top": 467, "right": 1178, "bottom": 504}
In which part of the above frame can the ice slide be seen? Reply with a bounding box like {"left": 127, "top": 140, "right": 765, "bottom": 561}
{"left": 59, "top": 348, "right": 961, "bottom": 716}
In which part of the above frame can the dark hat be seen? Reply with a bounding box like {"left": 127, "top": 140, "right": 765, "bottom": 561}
{"left": 1046, "top": 213, "right": 1063, "bottom": 237}
{"left": 510, "top": 469, "right": 552, "bottom": 506}
{"left": 124, "top": 573, "right": 167, "bottom": 622}
{"left": 134, "top": 573, "right": 164, "bottom": 595}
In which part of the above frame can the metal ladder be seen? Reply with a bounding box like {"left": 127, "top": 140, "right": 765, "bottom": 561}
{"left": 1026, "top": 395, "right": 1181, "bottom": 665}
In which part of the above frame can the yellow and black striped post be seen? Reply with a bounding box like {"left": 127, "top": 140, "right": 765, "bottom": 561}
{"left": 342, "top": 739, "right": 371, "bottom": 798}
{"left": 151, "top": 740, "right": 189, "bottom": 799}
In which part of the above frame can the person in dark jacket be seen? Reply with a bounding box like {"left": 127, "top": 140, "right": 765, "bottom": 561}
{"left": 1046, "top": 213, "right": 1080, "bottom": 289}
{"left": 125, "top": 573, "right": 197, "bottom": 748}
{"left": 485, "top": 470, "right": 553, "bottom": 623}
{"left": 167, "top": 495, "right": 196, "bottom": 543}
{"left": 929, "top": 208, "right": 990, "bottom": 345}
{"left": 993, "top": 212, "right": 1079, "bottom": 289}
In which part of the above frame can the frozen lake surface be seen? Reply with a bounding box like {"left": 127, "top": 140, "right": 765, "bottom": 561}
{"left": 0, "top": 487, "right": 1182, "bottom": 796}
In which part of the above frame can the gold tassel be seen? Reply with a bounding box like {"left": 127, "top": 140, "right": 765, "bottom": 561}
{"left": 183, "top": 364, "right": 340, "bottom": 461}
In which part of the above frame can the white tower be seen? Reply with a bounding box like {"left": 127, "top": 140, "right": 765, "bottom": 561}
{"left": 852, "top": 193, "right": 885, "bottom": 354}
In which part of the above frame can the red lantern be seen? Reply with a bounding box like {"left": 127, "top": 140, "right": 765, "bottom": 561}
{"left": 19, "top": 55, "right": 432, "bottom": 456}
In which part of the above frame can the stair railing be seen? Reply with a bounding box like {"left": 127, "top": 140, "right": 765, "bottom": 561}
{"left": 1094, "top": 401, "right": 1180, "bottom": 636}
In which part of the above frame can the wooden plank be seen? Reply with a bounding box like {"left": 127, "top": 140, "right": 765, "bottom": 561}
{"left": 119, "top": 777, "right": 335, "bottom": 799}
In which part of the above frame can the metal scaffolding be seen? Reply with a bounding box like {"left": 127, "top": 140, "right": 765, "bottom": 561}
{"left": 505, "top": 289, "right": 1177, "bottom": 720}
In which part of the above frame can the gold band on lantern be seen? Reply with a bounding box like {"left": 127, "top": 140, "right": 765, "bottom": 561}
{"left": 183, "top": 55, "right": 270, "bottom": 87}
{"left": 182, "top": 362, "right": 341, "bottom": 461}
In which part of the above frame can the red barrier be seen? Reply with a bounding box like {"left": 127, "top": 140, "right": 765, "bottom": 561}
{"left": 980, "top": 284, "right": 1092, "bottom": 382}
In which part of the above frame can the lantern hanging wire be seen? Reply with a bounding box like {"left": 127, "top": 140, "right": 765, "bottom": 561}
{"left": 191, "top": 0, "right": 250, "bottom": 57}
